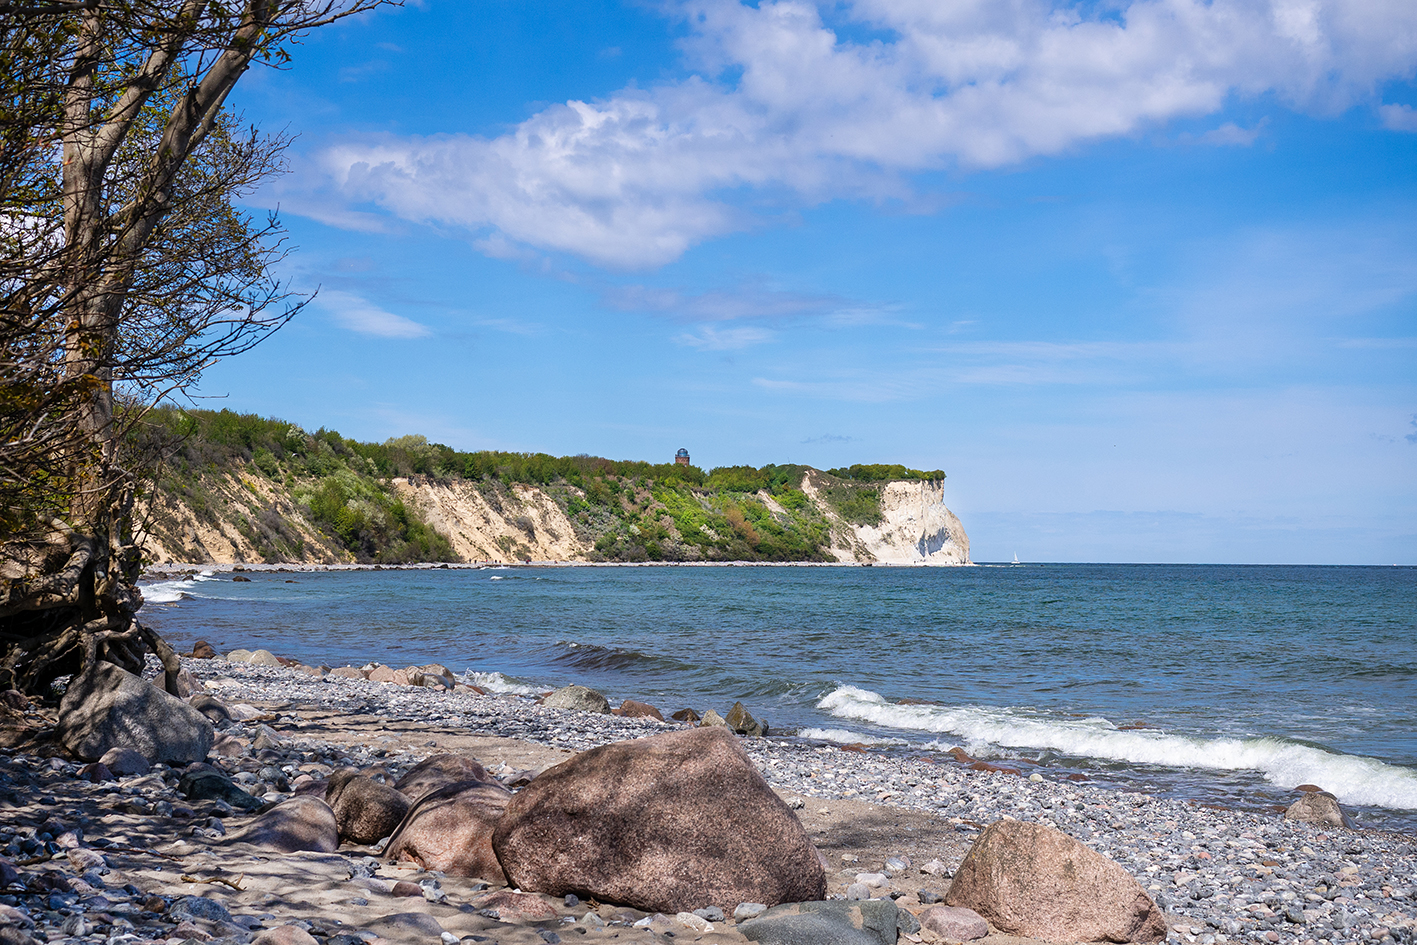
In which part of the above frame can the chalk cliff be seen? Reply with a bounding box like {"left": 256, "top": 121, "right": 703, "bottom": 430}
{"left": 140, "top": 470, "right": 970, "bottom": 566}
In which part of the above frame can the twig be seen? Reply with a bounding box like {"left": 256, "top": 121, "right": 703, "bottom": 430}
{"left": 180, "top": 873, "right": 245, "bottom": 891}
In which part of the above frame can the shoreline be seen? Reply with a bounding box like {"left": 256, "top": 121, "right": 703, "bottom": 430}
{"left": 3, "top": 652, "right": 1415, "bottom": 945}
{"left": 142, "top": 559, "right": 977, "bottom": 571}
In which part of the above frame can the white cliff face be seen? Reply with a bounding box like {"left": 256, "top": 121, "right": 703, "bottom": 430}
{"left": 854, "top": 480, "right": 971, "bottom": 565}
{"left": 800, "top": 473, "right": 971, "bottom": 566}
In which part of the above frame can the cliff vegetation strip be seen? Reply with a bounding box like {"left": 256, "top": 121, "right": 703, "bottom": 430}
{"left": 135, "top": 408, "right": 950, "bottom": 565}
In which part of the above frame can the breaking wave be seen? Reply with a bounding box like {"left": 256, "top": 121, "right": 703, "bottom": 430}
{"left": 818, "top": 685, "right": 1417, "bottom": 810}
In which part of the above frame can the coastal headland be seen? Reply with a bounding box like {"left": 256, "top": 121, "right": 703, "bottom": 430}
{"left": 2, "top": 650, "right": 1413, "bottom": 945}
{"left": 133, "top": 408, "right": 969, "bottom": 568}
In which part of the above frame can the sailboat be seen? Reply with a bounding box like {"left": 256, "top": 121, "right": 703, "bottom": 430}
{"left": 1011, "top": 553, "right": 1021, "bottom": 565}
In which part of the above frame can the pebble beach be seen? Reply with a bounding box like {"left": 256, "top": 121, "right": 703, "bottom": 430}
{"left": 2, "top": 653, "right": 1415, "bottom": 945}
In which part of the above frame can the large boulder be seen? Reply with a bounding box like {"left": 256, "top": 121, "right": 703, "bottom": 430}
{"left": 394, "top": 753, "right": 493, "bottom": 801}
{"left": 325, "top": 770, "right": 411, "bottom": 844}
{"left": 225, "top": 796, "right": 338, "bottom": 853}
{"left": 57, "top": 662, "right": 213, "bottom": 765}
{"left": 1285, "top": 791, "right": 1355, "bottom": 829}
{"left": 383, "top": 780, "right": 510, "bottom": 882}
{"left": 492, "top": 726, "right": 825, "bottom": 914}
{"left": 946, "top": 819, "right": 1166, "bottom": 943}
{"left": 541, "top": 684, "right": 611, "bottom": 714}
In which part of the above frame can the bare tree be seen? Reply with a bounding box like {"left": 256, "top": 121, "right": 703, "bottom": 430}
{"left": 1, "top": 0, "right": 395, "bottom": 698}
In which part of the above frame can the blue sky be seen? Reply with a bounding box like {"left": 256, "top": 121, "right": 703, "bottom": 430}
{"left": 200, "top": 0, "right": 1417, "bottom": 564}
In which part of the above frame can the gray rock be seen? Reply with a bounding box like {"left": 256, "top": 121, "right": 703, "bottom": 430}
{"left": 699, "top": 709, "right": 727, "bottom": 727}
{"left": 845, "top": 883, "right": 871, "bottom": 900}
{"left": 325, "top": 771, "right": 410, "bottom": 845}
{"left": 735, "top": 903, "right": 768, "bottom": 920}
{"left": 725, "top": 701, "right": 764, "bottom": 737}
{"left": 179, "top": 766, "right": 265, "bottom": 811}
{"left": 540, "top": 685, "right": 611, "bottom": 714}
{"left": 224, "top": 650, "right": 253, "bottom": 663}
{"left": 738, "top": 900, "right": 899, "bottom": 945}
{"left": 97, "top": 747, "right": 150, "bottom": 777}
{"left": 189, "top": 694, "right": 233, "bottom": 725}
{"left": 694, "top": 906, "right": 725, "bottom": 923}
{"left": 920, "top": 905, "right": 989, "bottom": 941}
{"left": 361, "top": 913, "right": 446, "bottom": 943}
{"left": 57, "top": 662, "right": 214, "bottom": 765}
{"left": 169, "top": 895, "right": 233, "bottom": 923}
{"left": 1284, "top": 792, "right": 1355, "bottom": 829}
{"left": 247, "top": 650, "right": 282, "bottom": 667}
{"left": 224, "top": 796, "right": 338, "bottom": 853}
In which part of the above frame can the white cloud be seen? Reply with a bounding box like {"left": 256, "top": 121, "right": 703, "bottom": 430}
{"left": 1194, "top": 120, "right": 1267, "bottom": 146}
{"left": 316, "top": 290, "right": 431, "bottom": 338}
{"left": 311, "top": 0, "right": 1417, "bottom": 268}
{"left": 675, "top": 324, "right": 776, "bottom": 349}
{"left": 1379, "top": 103, "right": 1417, "bottom": 131}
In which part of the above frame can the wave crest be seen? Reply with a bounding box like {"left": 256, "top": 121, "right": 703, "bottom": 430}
{"left": 818, "top": 685, "right": 1417, "bottom": 810}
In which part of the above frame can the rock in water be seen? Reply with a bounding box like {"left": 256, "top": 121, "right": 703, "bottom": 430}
{"left": 57, "top": 662, "right": 213, "bottom": 765}
{"left": 384, "top": 781, "right": 511, "bottom": 883}
{"left": 541, "top": 685, "right": 612, "bottom": 714}
{"left": 394, "top": 754, "right": 494, "bottom": 802}
{"left": 189, "top": 640, "right": 216, "bottom": 659}
{"left": 325, "top": 771, "right": 411, "bottom": 844}
{"left": 617, "top": 699, "right": 665, "bottom": 721}
{"left": 738, "top": 900, "right": 899, "bottom": 945}
{"left": 225, "top": 796, "right": 338, "bottom": 853}
{"left": 1285, "top": 791, "right": 1355, "bottom": 828}
{"left": 946, "top": 819, "right": 1165, "bottom": 943}
{"left": 492, "top": 726, "right": 826, "bottom": 914}
{"left": 725, "top": 701, "right": 764, "bottom": 737}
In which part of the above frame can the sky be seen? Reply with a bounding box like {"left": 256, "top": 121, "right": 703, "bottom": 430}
{"left": 200, "top": 0, "right": 1417, "bottom": 564}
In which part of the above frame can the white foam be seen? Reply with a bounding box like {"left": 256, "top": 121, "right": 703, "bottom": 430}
{"left": 488, "top": 576, "right": 504, "bottom": 581}
{"left": 798, "top": 728, "right": 907, "bottom": 747}
{"left": 139, "top": 580, "right": 190, "bottom": 603}
{"left": 463, "top": 671, "right": 540, "bottom": 695}
{"left": 818, "top": 685, "right": 1417, "bottom": 810}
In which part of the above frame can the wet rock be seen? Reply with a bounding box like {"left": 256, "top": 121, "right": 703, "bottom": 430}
{"left": 98, "top": 747, "right": 150, "bottom": 777}
{"left": 493, "top": 726, "right": 826, "bottom": 913}
{"left": 224, "top": 796, "right": 338, "bottom": 853}
{"left": 541, "top": 685, "right": 611, "bottom": 714}
{"left": 738, "top": 899, "right": 899, "bottom": 945}
{"left": 394, "top": 753, "right": 494, "bottom": 801}
{"left": 179, "top": 766, "right": 265, "bottom": 811}
{"left": 671, "top": 708, "right": 701, "bottom": 723}
{"left": 384, "top": 780, "right": 510, "bottom": 882}
{"left": 190, "top": 641, "right": 217, "bottom": 659}
{"left": 725, "top": 701, "right": 765, "bottom": 737}
{"left": 1285, "top": 792, "right": 1355, "bottom": 829}
{"left": 325, "top": 771, "right": 410, "bottom": 845}
{"left": 57, "top": 662, "right": 214, "bottom": 765}
{"left": 919, "top": 905, "right": 989, "bottom": 941}
{"left": 616, "top": 699, "right": 664, "bottom": 721}
{"left": 946, "top": 819, "right": 1166, "bottom": 943}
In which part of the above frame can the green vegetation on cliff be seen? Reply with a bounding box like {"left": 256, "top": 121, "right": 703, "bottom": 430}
{"left": 138, "top": 408, "right": 945, "bottom": 564}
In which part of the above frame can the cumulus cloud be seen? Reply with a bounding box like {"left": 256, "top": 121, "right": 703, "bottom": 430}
{"left": 314, "top": 0, "right": 1417, "bottom": 267}
{"left": 316, "top": 290, "right": 431, "bottom": 338}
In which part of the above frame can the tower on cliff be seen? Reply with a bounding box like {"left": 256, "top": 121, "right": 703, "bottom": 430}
{"left": 675, "top": 448, "right": 690, "bottom": 466}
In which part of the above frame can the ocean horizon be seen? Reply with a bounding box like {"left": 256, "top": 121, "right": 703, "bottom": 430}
{"left": 139, "top": 562, "right": 1417, "bottom": 833}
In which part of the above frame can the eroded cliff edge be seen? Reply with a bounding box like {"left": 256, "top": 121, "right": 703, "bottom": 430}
{"left": 140, "top": 470, "right": 970, "bottom": 567}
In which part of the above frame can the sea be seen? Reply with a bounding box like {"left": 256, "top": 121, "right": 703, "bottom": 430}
{"left": 137, "top": 563, "right": 1417, "bottom": 833}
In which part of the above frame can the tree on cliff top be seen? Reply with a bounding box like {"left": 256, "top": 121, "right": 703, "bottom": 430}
{"left": 0, "top": 0, "right": 395, "bottom": 698}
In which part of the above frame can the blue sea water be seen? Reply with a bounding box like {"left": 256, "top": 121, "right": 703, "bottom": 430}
{"left": 138, "top": 563, "right": 1417, "bottom": 832}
